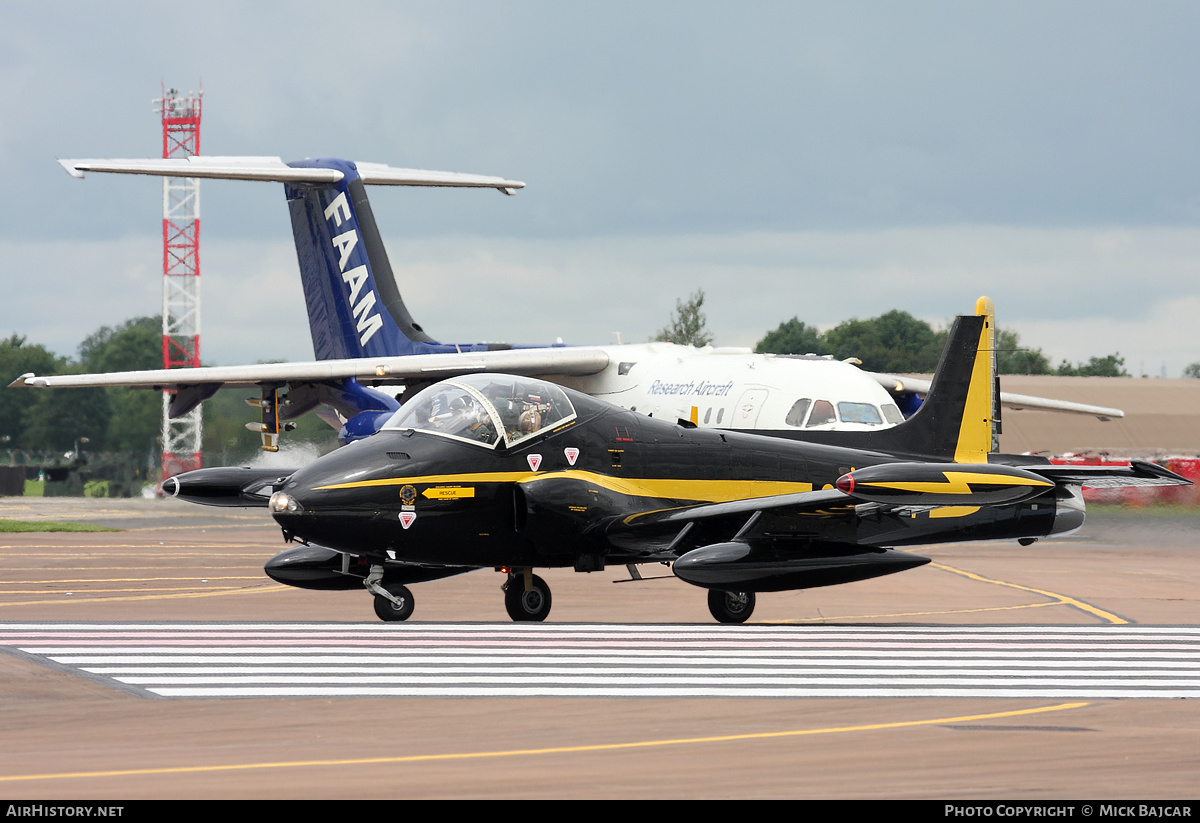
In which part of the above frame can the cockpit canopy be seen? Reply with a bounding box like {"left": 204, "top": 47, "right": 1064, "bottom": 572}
{"left": 381, "top": 374, "right": 577, "bottom": 449}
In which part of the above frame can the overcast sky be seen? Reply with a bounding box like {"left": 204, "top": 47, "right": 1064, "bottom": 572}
{"left": 4, "top": 1, "right": 1199, "bottom": 376}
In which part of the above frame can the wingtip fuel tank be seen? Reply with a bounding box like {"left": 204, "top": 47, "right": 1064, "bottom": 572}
{"left": 163, "top": 466, "right": 296, "bottom": 507}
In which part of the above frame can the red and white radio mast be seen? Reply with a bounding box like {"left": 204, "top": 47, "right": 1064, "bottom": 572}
{"left": 154, "top": 84, "right": 203, "bottom": 478}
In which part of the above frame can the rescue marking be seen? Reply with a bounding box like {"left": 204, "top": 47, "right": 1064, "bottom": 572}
{"left": 422, "top": 487, "right": 475, "bottom": 500}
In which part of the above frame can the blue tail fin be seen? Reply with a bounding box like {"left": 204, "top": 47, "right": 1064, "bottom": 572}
{"left": 285, "top": 158, "right": 452, "bottom": 360}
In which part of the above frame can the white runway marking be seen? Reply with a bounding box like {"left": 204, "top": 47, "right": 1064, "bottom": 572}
{"left": 2, "top": 623, "right": 1199, "bottom": 699}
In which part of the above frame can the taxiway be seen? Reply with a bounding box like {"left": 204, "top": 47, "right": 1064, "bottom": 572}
{"left": 0, "top": 497, "right": 1197, "bottom": 798}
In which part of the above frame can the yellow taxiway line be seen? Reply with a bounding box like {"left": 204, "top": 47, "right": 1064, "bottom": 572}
{"left": 0, "top": 585, "right": 289, "bottom": 608}
{"left": 927, "top": 560, "right": 1127, "bottom": 624}
{"left": 0, "top": 702, "right": 1090, "bottom": 784}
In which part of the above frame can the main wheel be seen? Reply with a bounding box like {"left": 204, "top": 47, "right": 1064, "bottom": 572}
{"left": 373, "top": 583, "right": 415, "bottom": 622}
{"left": 708, "top": 589, "right": 755, "bottom": 624}
{"left": 505, "top": 574, "right": 552, "bottom": 622}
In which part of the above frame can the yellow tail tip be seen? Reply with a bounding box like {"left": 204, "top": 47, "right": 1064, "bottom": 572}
{"left": 975, "top": 295, "right": 995, "bottom": 317}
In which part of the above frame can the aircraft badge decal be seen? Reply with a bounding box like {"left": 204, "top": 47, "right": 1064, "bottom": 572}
{"left": 527, "top": 454, "right": 542, "bottom": 471}
{"left": 399, "top": 511, "right": 417, "bottom": 529}
{"left": 564, "top": 447, "right": 579, "bottom": 466}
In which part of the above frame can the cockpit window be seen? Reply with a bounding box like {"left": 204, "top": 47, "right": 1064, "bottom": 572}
{"left": 806, "top": 400, "right": 836, "bottom": 427}
{"left": 881, "top": 403, "right": 904, "bottom": 424}
{"left": 383, "top": 384, "right": 502, "bottom": 446}
{"left": 837, "top": 402, "right": 884, "bottom": 425}
{"left": 475, "top": 376, "right": 577, "bottom": 446}
{"left": 784, "top": 398, "right": 811, "bottom": 428}
{"left": 382, "top": 375, "right": 577, "bottom": 449}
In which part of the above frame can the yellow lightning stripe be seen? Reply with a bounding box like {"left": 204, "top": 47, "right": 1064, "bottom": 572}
{"left": 862, "top": 470, "right": 1053, "bottom": 496}
{"left": 317, "top": 469, "right": 811, "bottom": 503}
{"left": 928, "top": 506, "right": 981, "bottom": 518}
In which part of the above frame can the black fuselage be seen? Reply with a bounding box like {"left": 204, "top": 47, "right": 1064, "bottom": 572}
{"left": 272, "top": 394, "right": 1062, "bottom": 570}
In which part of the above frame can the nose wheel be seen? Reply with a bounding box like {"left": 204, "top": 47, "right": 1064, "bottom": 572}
{"left": 708, "top": 589, "right": 755, "bottom": 624}
{"left": 504, "top": 572, "right": 552, "bottom": 622}
{"left": 372, "top": 582, "right": 415, "bottom": 622}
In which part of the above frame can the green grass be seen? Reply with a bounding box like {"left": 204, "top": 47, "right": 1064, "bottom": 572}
{"left": 0, "top": 520, "right": 121, "bottom": 533}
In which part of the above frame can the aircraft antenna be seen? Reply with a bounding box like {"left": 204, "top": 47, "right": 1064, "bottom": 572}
{"left": 153, "top": 83, "right": 204, "bottom": 479}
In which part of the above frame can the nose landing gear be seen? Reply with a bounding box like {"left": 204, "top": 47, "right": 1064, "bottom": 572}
{"left": 365, "top": 565, "right": 415, "bottom": 622}
{"left": 372, "top": 583, "right": 415, "bottom": 622}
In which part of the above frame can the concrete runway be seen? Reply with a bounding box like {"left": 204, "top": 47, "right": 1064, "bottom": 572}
{"left": 0, "top": 496, "right": 1197, "bottom": 799}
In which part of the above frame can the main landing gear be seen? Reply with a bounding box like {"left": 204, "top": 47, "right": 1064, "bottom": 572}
{"left": 708, "top": 589, "right": 755, "bottom": 624}
{"left": 503, "top": 570, "right": 552, "bottom": 622}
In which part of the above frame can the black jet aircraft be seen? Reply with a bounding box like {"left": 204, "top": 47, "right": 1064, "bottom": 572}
{"left": 164, "top": 311, "right": 1188, "bottom": 623}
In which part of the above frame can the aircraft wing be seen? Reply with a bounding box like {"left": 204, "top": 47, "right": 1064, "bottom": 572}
{"left": 871, "top": 372, "right": 1125, "bottom": 420}
{"left": 59, "top": 157, "right": 525, "bottom": 193}
{"left": 10, "top": 347, "right": 611, "bottom": 390}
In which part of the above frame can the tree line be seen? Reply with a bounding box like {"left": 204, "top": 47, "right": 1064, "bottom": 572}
{"left": 661, "top": 290, "right": 1150, "bottom": 376}
{"left": 0, "top": 319, "right": 333, "bottom": 466}
{"left": 754, "top": 311, "right": 1133, "bottom": 376}
{"left": 2, "top": 301, "right": 1194, "bottom": 462}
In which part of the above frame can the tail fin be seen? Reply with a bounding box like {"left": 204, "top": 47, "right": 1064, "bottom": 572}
{"left": 59, "top": 156, "right": 525, "bottom": 360}
{"left": 789, "top": 297, "right": 999, "bottom": 461}
{"left": 285, "top": 158, "right": 441, "bottom": 359}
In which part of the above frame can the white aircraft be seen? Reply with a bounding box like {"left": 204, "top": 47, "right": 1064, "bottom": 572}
{"left": 12, "top": 156, "right": 1122, "bottom": 449}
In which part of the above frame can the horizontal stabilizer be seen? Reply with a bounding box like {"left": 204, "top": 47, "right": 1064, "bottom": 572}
{"left": 58, "top": 157, "right": 524, "bottom": 193}
{"left": 1032, "top": 459, "right": 1192, "bottom": 488}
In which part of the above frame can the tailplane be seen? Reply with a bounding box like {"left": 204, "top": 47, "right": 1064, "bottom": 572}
{"left": 59, "top": 155, "right": 526, "bottom": 360}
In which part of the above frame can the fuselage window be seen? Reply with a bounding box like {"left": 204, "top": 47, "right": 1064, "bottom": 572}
{"left": 881, "top": 403, "right": 904, "bottom": 424}
{"left": 806, "top": 400, "right": 836, "bottom": 427}
{"left": 704, "top": 407, "right": 712, "bottom": 424}
{"left": 785, "top": 398, "right": 812, "bottom": 428}
{"left": 716, "top": 408, "right": 724, "bottom": 425}
{"left": 837, "top": 402, "right": 884, "bottom": 425}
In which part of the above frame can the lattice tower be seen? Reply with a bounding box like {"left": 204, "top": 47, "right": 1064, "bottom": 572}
{"left": 154, "top": 85, "right": 203, "bottom": 478}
